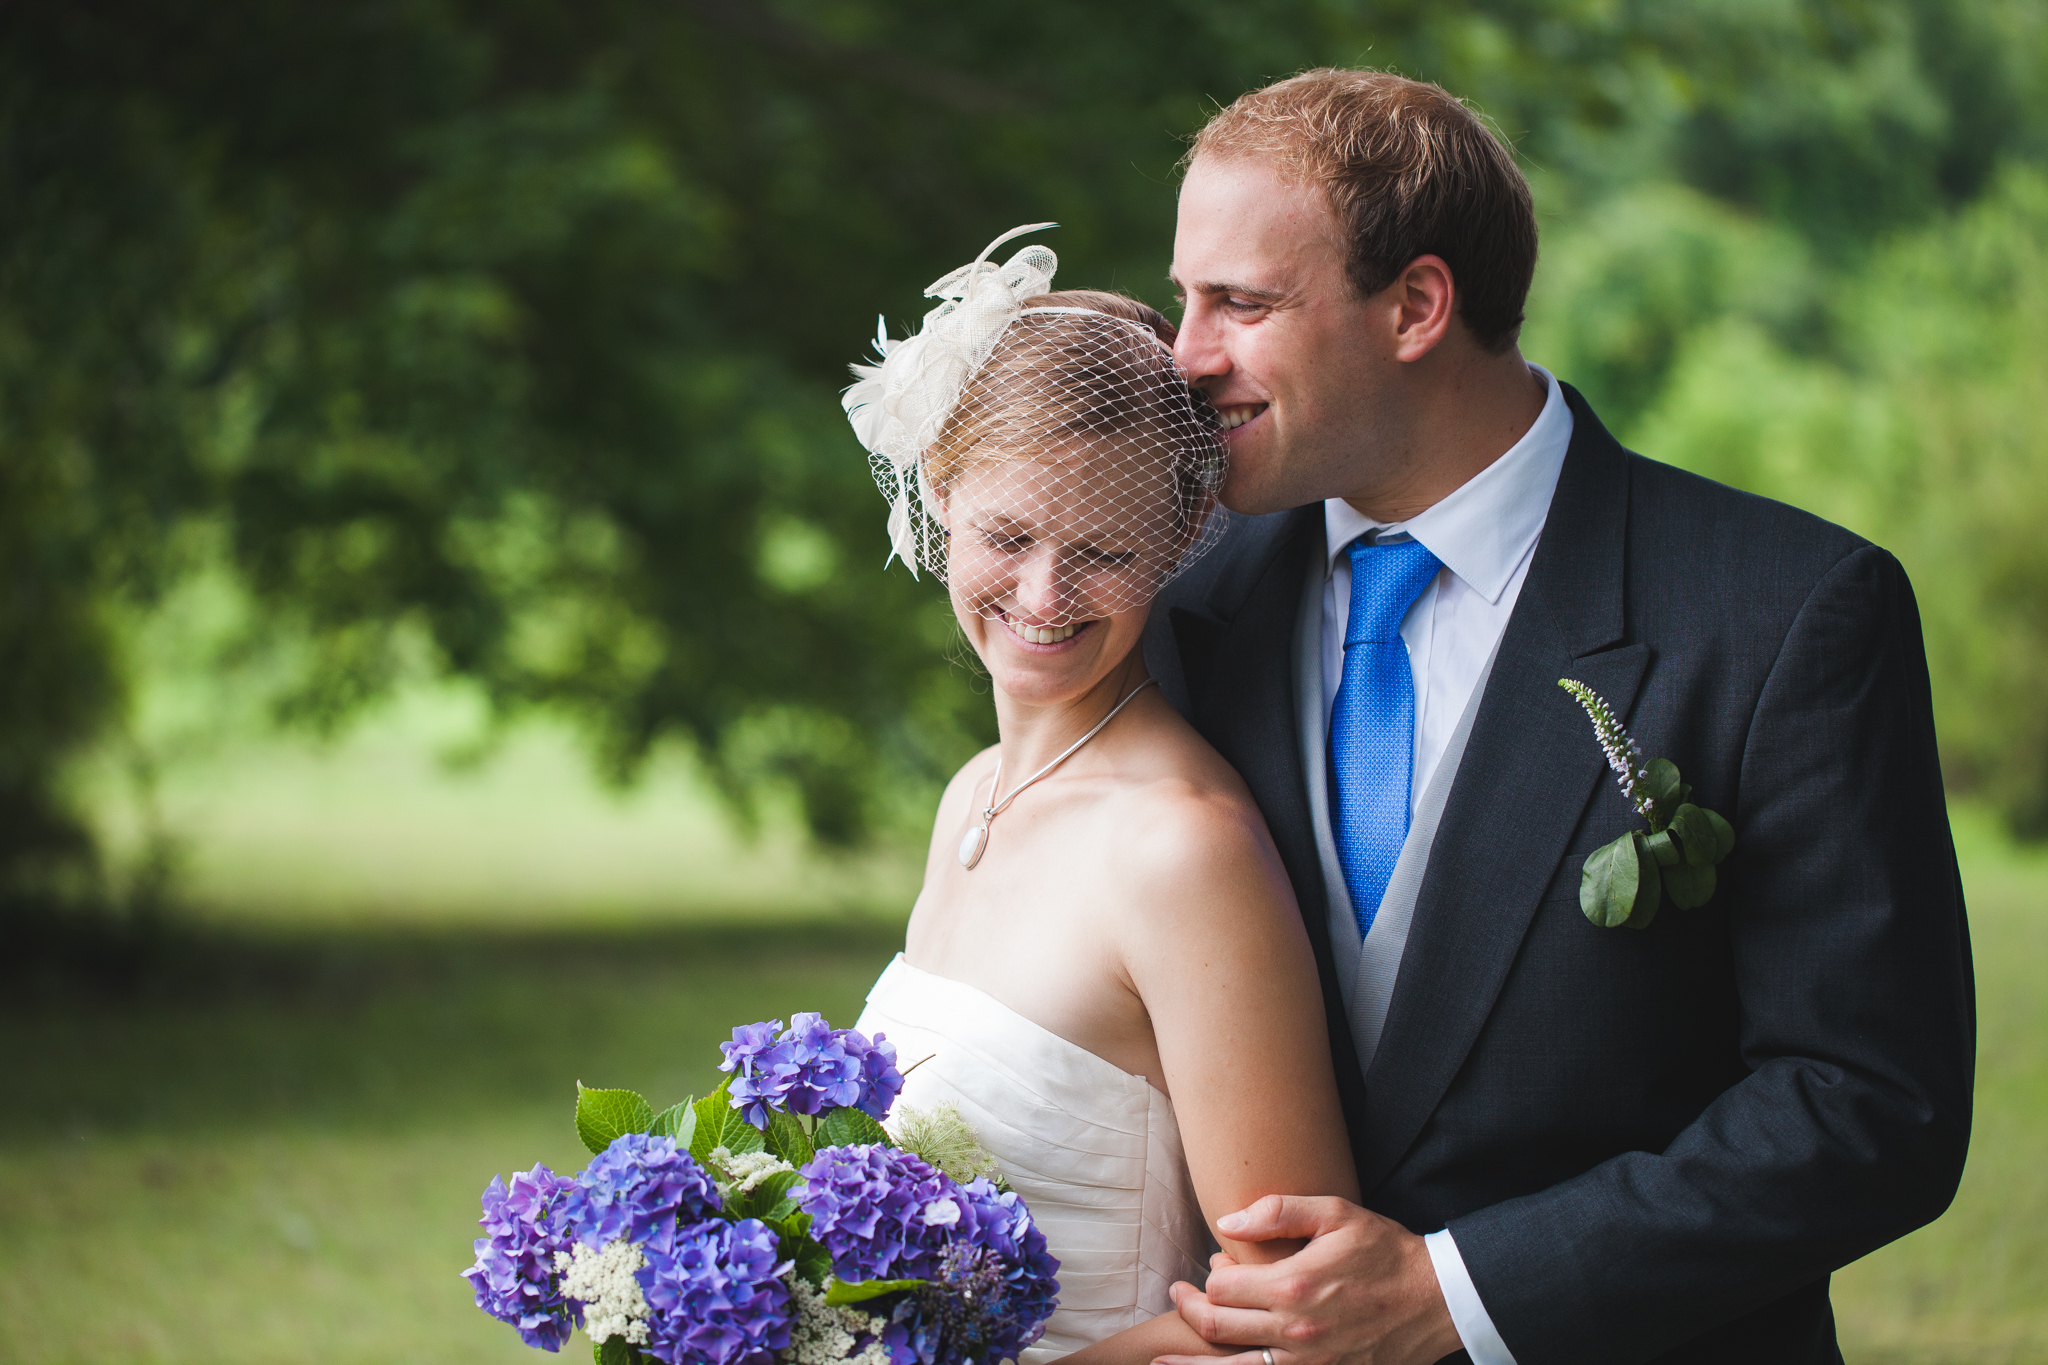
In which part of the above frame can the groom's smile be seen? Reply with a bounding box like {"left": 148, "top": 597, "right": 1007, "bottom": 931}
{"left": 1215, "top": 403, "right": 1268, "bottom": 433}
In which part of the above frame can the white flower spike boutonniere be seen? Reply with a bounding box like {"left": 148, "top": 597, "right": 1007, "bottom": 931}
{"left": 1560, "top": 679, "right": 1736, "bottom": 929}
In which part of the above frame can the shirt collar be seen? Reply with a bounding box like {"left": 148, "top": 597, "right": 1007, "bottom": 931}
{"left": 1323, "top": 363, "right": 1574, "bottom": 605}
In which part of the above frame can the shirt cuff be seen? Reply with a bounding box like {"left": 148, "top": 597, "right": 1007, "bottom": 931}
{"left": 1423, "top": 1228, "right": 1518, "bottom": 1365}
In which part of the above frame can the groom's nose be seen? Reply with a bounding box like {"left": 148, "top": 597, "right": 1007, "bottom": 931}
{"left": 1173, "top": 305, "right": 1230, "bottom": 392}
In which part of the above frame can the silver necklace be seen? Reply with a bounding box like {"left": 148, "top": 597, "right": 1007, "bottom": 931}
{"left": 957, "top": 677, "right": 1160, "bottom": 870}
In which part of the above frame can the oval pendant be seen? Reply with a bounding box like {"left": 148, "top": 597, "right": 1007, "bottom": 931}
{"left": 958, "top": 822, "right": 989, "bottom": 869}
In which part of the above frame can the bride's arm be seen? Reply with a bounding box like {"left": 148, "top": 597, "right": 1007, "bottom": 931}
{"left": 1061, "top": 786, "right": 1361, "bottom": 1365}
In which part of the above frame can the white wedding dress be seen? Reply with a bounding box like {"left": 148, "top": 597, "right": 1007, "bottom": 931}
{"left": 856, "top": 954, "right": 1212, "bottom": 1364}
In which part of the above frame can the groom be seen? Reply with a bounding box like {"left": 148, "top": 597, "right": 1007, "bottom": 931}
{"left": 1143, "top": 70, "right": 1974, "bottom": 1365}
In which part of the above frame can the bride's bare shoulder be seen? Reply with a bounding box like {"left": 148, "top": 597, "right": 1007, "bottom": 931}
{"left": 939, "top": 743, "right": 1000, "bottom": 807}
{"left": 1098, "top": 713, "right": 1299, "bottom": 935}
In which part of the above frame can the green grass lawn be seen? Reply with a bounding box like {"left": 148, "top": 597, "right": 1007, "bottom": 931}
{"left": 0, "top": 922, "right": 905, "bottom": 1364}
{"left": 4, "top": 720, "right": 2042, "bottom": 1363}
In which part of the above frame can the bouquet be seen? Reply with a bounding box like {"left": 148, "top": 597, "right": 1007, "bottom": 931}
{"left": 464, "top": 1013, "right": 1060, "bottom": 1365}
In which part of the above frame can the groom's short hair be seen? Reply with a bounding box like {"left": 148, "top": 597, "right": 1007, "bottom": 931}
{"left": 1186, "top": 68, "right": 1536, "bottom": 353}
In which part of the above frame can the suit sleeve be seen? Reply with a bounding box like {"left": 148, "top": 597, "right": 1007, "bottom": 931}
{"left": 1444, "top": 544, "right": 1976, "bottom": 1365}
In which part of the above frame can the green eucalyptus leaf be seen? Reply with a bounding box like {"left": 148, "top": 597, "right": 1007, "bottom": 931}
{"left": 1623, "top": 831, "right": 1662, "bottom": 928}
{"left": 764, "top": 1110, "right": 815, "bottom": 1168}
{"left": 1670, "top": 804, "right": 1719, "bottom": 867}
{"left": 651, "top": 1101, "right": 696, "bottom": 1145}
{"left": 1643, "top": 829, "right": 1682, "bottom": 868}
{"left": 816, "top": 1106, "right": 892, "bottom": 1150}
{"left": 1643, "top": 759, "right": 1683, "bottom": 824}
{"left": 576, "top": 1083, "right": 657, "bottom": 1157}
{"left": 1580, "top": 834, "right": 1639, "bottom": 929}
{"left": 1705, "top": 807, "right": 1736, "bottom": 861}
{"left": 825, "top": 1277, "right": 930, "bottom": 1307}
{"left": 1662, "top": 859, "right": 1717, "bottom": 910}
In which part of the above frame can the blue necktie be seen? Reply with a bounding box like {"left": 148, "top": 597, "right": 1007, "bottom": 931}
{"left": 1329, "top": 536, "right": 1442, "bottom": 939}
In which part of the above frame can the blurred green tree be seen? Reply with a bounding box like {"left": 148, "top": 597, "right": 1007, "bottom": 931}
{"left": 3, "top": 0, "right": 2045, "bottom": 922}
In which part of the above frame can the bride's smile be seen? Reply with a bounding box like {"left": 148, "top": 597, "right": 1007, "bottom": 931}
{"left": 999, "top": 614, "right": 1090, "bottom": 647}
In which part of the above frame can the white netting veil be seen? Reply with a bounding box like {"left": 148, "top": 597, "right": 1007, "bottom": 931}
{"left": 843, "top": 223, "right": 1227, "bottom": 631}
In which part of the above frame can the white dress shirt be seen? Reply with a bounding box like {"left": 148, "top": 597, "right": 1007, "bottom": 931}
{"left": 1304, "top": 364, "right": 1573, "bottom": 1365}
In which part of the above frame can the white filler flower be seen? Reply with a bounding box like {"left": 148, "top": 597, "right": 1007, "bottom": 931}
{"left": 779, "top": 1276, "right": 895, "bottom": 1365}
{"left": 711, "top": 1146, "right": 798, "bottom": 1196}
{"left": 557, "top": 1239, "right": 652, "bottom": 1346}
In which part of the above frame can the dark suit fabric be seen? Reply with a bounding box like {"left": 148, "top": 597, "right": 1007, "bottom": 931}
{"left": 1142, "top": 387, "right": 1974, "bottom": 1365}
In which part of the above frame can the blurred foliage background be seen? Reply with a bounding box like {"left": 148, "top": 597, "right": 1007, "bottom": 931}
{"left": 6, "top": 0, "right": 2046, "bottom": 906}
{"left": 3, "top": 1, "right": 2046, "bottom": 1362}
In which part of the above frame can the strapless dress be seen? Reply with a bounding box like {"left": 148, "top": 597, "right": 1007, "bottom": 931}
{"left": 855, "top": 954, "right": 1212, "bottom": 1364}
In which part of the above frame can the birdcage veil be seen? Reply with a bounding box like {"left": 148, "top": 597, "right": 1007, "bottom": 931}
{"left": 842, "top": 224, "right": 1227, "bottom": 630}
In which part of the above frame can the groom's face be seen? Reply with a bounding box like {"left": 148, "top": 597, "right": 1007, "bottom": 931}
{"left": 1172, "top": 156, "right": 1397, "bottom": 515}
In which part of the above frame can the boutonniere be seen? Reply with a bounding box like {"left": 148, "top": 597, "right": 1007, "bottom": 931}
{"left": 1559, "top": 680, "right": 1736, "bottom": 929}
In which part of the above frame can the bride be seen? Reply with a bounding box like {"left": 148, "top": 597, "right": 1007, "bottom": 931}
{"left": 845, "top": 227, "right": 1358, "bottom": 1365}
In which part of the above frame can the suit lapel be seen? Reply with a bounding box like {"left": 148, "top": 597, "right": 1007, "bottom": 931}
{"left": 1357, "top": 389, "right": 1647, "bottom": 1195}
{"left": 1170, "top": 506, "right": 1371, "bottom": 1126}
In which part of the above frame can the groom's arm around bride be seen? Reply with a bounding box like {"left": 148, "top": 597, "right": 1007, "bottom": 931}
{"left": 1144, "top": 70, "right": 1974, "bottom": 1365}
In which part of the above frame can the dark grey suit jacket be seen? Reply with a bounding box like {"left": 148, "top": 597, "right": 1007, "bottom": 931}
{"left": 1142, "top": 386, "right": 1974, "bottom": 1365}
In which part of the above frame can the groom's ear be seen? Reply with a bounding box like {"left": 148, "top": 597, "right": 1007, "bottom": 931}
{"left": 1387, "top": 254, "right": 1457, "bottom": 364}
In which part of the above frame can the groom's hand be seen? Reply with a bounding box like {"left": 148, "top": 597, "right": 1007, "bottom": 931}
{"left": 1153, "top": 1196, "right": 1462, "bottom": 1365}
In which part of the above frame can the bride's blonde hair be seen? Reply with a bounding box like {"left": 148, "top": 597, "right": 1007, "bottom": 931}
{"left": 924, "top": 290, "right": 1218, "bottom": 542}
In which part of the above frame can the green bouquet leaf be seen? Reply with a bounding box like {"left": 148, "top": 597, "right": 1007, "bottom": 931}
{"left": 651, "top": 1101, "right": 697, "bottom": 1146}
{"left": 765, "top": 1209, "right": 832, "bottom": 1285}
{"left": 687, "top": 1076, "right": 764, "bottom": 1164}
{"left": 825, "top": 1277, "right": 930, "bottom": 1307}
{"left": 764, "top": 1110, "right": 815, "bottom": 1169}
{"left": 817, "top": 1106, "right": 891, "bottom": 1149}
{"left": 576, "top": 1084, "right": 657, "bottom": 1157}
{"left": 726, "top": 1168, "right": 804, "bottom": 1222}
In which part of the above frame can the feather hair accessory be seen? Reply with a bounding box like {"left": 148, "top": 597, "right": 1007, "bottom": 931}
{"left": 842, "top": 222, "right": 1062, "bottom": 574}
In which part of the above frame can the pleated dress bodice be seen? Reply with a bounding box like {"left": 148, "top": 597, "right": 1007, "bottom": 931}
{"left": 855, "top": 954, "right": 1212, "bottom": 1364}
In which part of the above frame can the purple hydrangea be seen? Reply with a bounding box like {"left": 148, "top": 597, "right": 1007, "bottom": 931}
{"left": 719, "top": 1014, "right": 905, "bottom": 1128}
{"left": 640, "top": 1217, "right": 795, "bottom": 1365}
{"left": 558, "top": 1133, "right": 722, "bottom": 1256}
{"left": 464, "top": 1163, "right": 581, "bottom": 1351}
{"left": 883, "top": 1241, "right": 1058, "bottom": 1365}
{"left": 797, "top": 1145, "right": 1059, "bottom": 1365}
{"left": 796, "top": 1143, "right": 957, "bottom": 1282}
{"left": 943, "top": 1179, "right": 1060, "bottom": 1359}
